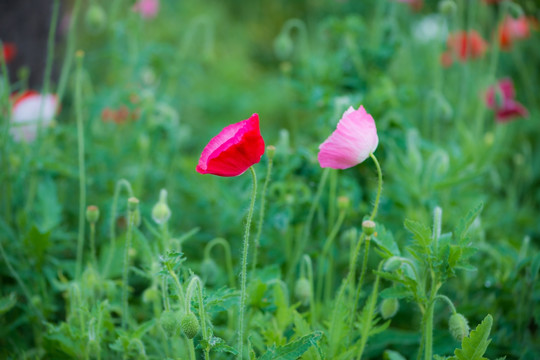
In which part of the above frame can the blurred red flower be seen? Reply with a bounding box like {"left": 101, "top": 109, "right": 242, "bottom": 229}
{"left": 440, "top": 30, "right": 488, "bottom": 67}
{"left": 484, "top": 78, "right": 528, "bottom": 123}
{"left": 2, "top": 43, "right": 17, "bottom": 64}
{"left": 498, "top": 16, "right": 537, "bottom": 50}
{"left": 395, "top": 0, "right": 423, "bottom": 11}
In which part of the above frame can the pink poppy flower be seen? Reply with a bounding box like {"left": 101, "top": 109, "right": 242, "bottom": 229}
{"left": 318, "top": 106, "right": 378, "bottom": 169}
{"left": 10, "top": 91, "right": 59, "bottom": 142}
{"left": 484, "top": 78, "right": 528, "bottom": 123}
{"left": 132, "top": 0, "right": 159, "bottom": 19}
{"left": 498, "top": 16, "right": 537, "bottom": 50}
{"left": 196, "top": 113, "right": 266, "bottom": 177}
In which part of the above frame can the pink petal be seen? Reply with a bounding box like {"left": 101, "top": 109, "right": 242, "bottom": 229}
{"left": 318, "top": 106, "right": 378, "bottom": 169}
{"left": 495, "top": 99, "right": 529, "bottom": 123}
{"left": 485, "top": 78, "right": 515, "bottom": 108}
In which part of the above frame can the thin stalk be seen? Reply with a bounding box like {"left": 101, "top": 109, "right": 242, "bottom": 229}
{"left": 104, "top": 179, "right": 133, "bottom": 277}
{"left": 185, "top": 276, "right": 211, "bottom": 360}
{"left": 75, "top": 52, "right": 86, "bottom": 280}
{"left": 251, "top": 155, "right": 273, "bottom": 274}
{"left": 168, "top": 268, "right": 186, "bottom": 309}
{"left": 368, "top": 153, "right": 383, "bottom": 221}
{"left": 301, "top": 255, "right": 316, "bottom": 326}
{"left": 57, "top": 0, "right": 82, "bottom": 102}
{"left": 423, "top": 271, "right": 440, "bottom": 360}
{"left": 435, "top": 294, "right": 457, "bottom": 314}
{"left": 121, "top": 201, "right": 137, "bottom": 329}
{"left": 238, "top": 167, "right": 258, "bottom": 359}
{"left": 90, "top": 223, "right": 97, "bottom": 268}
{"left": 348, "top": 236, "right": 372, "bottom": 335}
{"left": 162, "top": 277, "right": 170, "bottom": 311}
{"left": 188, "top": 339, "right": 196, "bottom": 360}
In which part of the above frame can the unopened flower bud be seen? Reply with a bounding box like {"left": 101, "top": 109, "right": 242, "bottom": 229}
{"left": 380, "top": 298, "right": 399, "bottom": 319}
{"left": 86, "top": 205, "right": 100, "bottom": 224}
{"left": 273, "top": 33, "right": 294, "bottom": 61}
{"left": 180, "top": 312, "right": 200, "bottom": 339}
{"left": 142, "top": 287, "right": 160, "bottom": 303}
{"left": 266, "top": 145, "right": 276, "bottom": 160}
{"left": 449, "top": 313, "right": 469, "bottom": 341}
{"left": 362, "top": 220, "right": 376, "bottom": 236}
{"left": 337, "top": 196, "right": 350, "bottom": 211}
{"left": 85, "top": 4, "right": 107, "bottom": 33}
{"left": 160, "top": 310, "right": 180, "bottom": 337}
{"left": 127, "top": 197, "right": 139, "bottom": 212}
{"left": 294, "top": 278, "right": 311, "bottom": 305}
{"left": 438, "top": 0, "right": 457, "bottom": 15}
{"left": 383, "top": 256, "right": 403, "bottom": 272}
{"left": 152, "top": 189, "right": 171, "bottom": 225}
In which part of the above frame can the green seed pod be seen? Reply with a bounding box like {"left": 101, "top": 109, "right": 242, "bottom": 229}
{"left": 160, "top": 310, "right": 180, "bottom": 337}
{"left": 85, "top": 4, "right": 107, "bottom": 34}
{"left": 380, "top": 298, "right": 399, "bottom": 319}
{"left": 383, "top": 256, "right": 403, "bottom": 272}
{"left": 337, "top": 196, "right": 350, "bottom": 212}
{"left": 86, "top": 205, "right": 100, "bottom": 224}
{"left": 449, "top": 313, "right": 470, "bottom": 341}
{"left": 180, "top": 312, "right": 200, "bottom": 339}
{"left": 152, "top": 202, "right": 171, "bottom": 224}
{"left": 127, "top": 197, "right": 139, "bottom": 212}
{"left": 294, "top": 277, "right": 311, "bottom": 305}
{"left": 362, "top": 220, "right": 376, "bottom": 236}
{"left": 266, "top": 145, "right": 276, "bottom": 160}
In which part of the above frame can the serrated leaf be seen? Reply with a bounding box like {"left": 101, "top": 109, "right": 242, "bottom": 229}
{"left": 258, "top": 331, "right": 322, "bottom": 360}
{"left": 453, "top": 314, "right": 493, "bottom": 360}
{"left": 372, "top": 225, "right": 401, "bottom": 256}
{"left": 404, "top": 219, "right": 432, "bottom": 249}
{"left": 454, "top": 203, "right": 483, "bottom": 244}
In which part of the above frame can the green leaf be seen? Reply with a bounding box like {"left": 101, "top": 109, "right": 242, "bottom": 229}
{"left": 372, "top": 225, "right": 401, "bottom": 256}
{"left": 379, "top": 286, "right": 413, "bottom": 300}
{"left": 23, "top": 225, "right": 51, "bottom": 268}
{"left": 384, "top": 350, "right": 407, "bottom": 360}
{"left": 258, "top": 331, "right": 323, "bottom": 360}
{"left": 453, "top": 314, "right": 493, "bottom": 360}
{"left": 454, "top": 203, "right": 483, "bottom": 244}
{"left": 404, "top": 219, "right": 432, "bottom": 249}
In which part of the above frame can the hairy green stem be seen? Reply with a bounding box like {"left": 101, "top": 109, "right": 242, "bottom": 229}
{"left": 238, "top": 166, "right": 258, "bottom": 359}
{"left": 121, "top": 205, "right": 136, "bottom": 329}
{"left": 251, "top": 155, "right": 273, "bottom": 274}
{"left": 104, "top": 179, "right": 133, "bottom": 277}
{"left": 90, "top": 223, "right": 97, "bottom": 268}
{"left": 75, "top": 52, "right": 86, "bottom": 280}
{"left": 435, "top": 294, "right": 457, "bottom": 314}
{"left": 185, "top": 276, "right": 211, "bottom": 360}
{"left": 57, "top": 0, "right": 81, "bottom": 101}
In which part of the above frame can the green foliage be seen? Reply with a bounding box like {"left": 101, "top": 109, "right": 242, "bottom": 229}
{"left": 449, "top": 315, "right": 493, "bottom": 360}
{"left": 258, "top": 331, "right": 322, "bottom": 360}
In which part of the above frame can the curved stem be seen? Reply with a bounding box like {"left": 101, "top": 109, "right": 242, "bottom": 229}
{"left": 252, "top": 156, "right": 273, "bottom": 274}
{"left": 121, "top": 206, "right": 136, "bottom": 329}
{"left": 435, "top": 294, "right": 457, "bottom": 314}
{"left": 205, "top": 237, "right": 235, "bottom": 288}
{"left": 75, "top": 52, "right": 87, "bottom": 280}
{"left": 238, "top": 166, "right": 258, "bottom": 359}
{"left": 104, "top": 179, "right": 133, "bottom": 277}
{"left": 185, "top": 276, "right": 211, "bottom": 360}
{"left": 368, "top": 153, "right": 383, "bottom": 221}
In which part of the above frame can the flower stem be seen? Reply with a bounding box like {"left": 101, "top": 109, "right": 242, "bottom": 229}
{"left": 56, "top": 0, "right": 82, "bottom": 102}
{"left": 75, "top": 52, "right": 87, "bottom": 280}
{"left": 251, "top": 155, "right": 273, "bottom": 275}
{"left": 238, "top": 166, "right": 258, "bottom": 359}
{"left": 205, "top": 237, "right": 235, "bottom": 288}
{"left": 186, "top": 276, "right": 211, "bottom": 360}
{"left": 368, "top": 153, "right": 383, "bottom": 221}
{"left": 121, "top": 201, "right": 137, "bottom": 329}
{"left": 104, "top": 179, "right": 133, "bottom": 277}
{"left": 90, "top": 223, "right": 97, "bottom": 268}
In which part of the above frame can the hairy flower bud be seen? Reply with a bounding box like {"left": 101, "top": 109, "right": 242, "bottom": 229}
{"left": 85, "top": 4, "right": 107, "bottom": 33}
{"left": 152, "top": 190, "right": 171, "bottom": 225}
{"left": 337, "top": 196, "right": 350, "bottom": 211}
{"left": 294, "top": 278, "right": 311, "bottom": 305}
{"left": 438, "top": 0, "right": 457, "bottom": 15}
{"left": 127, "top": 197, "right": 139, "bottom": 212}
{"left": 273, "top": 33, "right": 294, "bottom": 61}
{"left": 449, "top": 313, "right": 470, "bottom": 341}
{"left": 380, "top": 298, "right": 399, "bottom": 319}
{"left": 160, "top": 310, "right": 180, "bottom": 337}
{"left": 180, "top": 312, "right": 200, "bottom": 339}
{"left": 142, "top": 287, "right": 160, "bottom": 303}
{"left": 362, "top": 220, "right": 376, "bottom": 236}
{"left": 86, "top": 205, "right": 100, "bottom": 224}
{"left": 266, "top": 145, "right": 276, "bottom": 160}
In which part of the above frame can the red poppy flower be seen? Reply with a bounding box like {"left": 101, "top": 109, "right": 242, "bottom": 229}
{"left": 484, "top": 78, "right": 528, "bottom": 123}
{"left": 2, "top": 43, "right": 17, "bottom": 63}
{"left": 395, "top": 0, "right": 423, "bottom": 11}
{"left": 498, "top": 16, "right": 536, "bottom": 50}
{"left": 441, "top": 30, "right": 488, "bottom": 67}
{"left": 196, "top": 113, "right": 265, "bottom": 177}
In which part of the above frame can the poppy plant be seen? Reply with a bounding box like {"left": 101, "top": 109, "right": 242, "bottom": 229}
{"left": 440, "top": 30, "right": 488, "bottom": 67}
{"left": 485, "top": 78, "right": 528, "bottom": 123}
{"left": 318, "top": 106, "right": 378, "bottom": 169}
{"left": 196, "top": 113, "right": 265, "bottom": 176}
{"left": 395, "top": 0, "right": 423, "bottom": 11}
{"left": 132, "top": 0, "right": 160, "bottom": 19}
{"left": 10, "top": 90, "right": 59, "bottom": 142}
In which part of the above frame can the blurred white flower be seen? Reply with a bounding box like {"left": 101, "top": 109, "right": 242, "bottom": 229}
{"left": 10, "top": 91, "right": 58, "bottom": 142}
{"left": 412, "top": 15, "right": 448, "bottom": 43}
